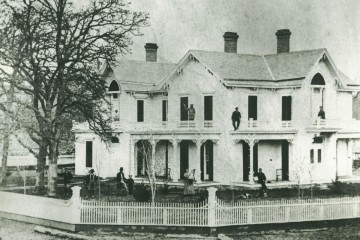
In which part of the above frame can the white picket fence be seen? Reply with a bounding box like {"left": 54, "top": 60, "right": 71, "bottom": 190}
{"left": 79, "top": 188, "right": 360, "bottom": 227}
{"left": 1, "top": 186, "right": 360, "bottom": 228}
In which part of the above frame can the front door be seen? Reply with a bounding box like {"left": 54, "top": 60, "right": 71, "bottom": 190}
{"left": 180, "top": 141, "right": 189, "bottom": 179}
{"left": 200, "top": 141, "right": 213, "bottom": 181}
{"left": 281, "top": 141, "right": 289, "bottom": 181}
{"left": 242, "top": 142, "right": 250, "bottom": 181}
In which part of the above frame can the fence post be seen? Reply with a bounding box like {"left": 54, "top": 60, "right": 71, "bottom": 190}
{"left": 70, "top": 186, "right": 82, "bottom": 224}
{"left": 353, "top": 202, "right": 359, "bottom": 218}
{"left": 285, "top": 206, "right": 290, "bottom": 222}
{"left": 319, "top": 205, "right": 324, "bottom": 219}
{"left": 246, "top": 208, "right": 253, "bottom": 224}
{"left": 207, "top": 187, "right": 217, "bottom": 227}
{"left": 163, "top": 208, "right": 168, "bottom": 225}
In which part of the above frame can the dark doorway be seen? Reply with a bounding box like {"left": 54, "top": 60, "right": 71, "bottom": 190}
{"left": 281, "top": 141, "right": 289, "bottom": 181}
{"left": 204, "top": 96, "right": 213, "bottom": 121}
{"left": 200, "top": 140, "right": 214, "bottom": 181}
{"left": 248, "top": 96, "right": 257, "bottom": 120}
{"left": 137, "top": 100, "right": 144, "bottom": 122}
{"left": 86, "top": 141, "right": 93, "bottom": 168}
{"left": 180, "top": 97, "right": 188, "bottom": 121}
{"left": 242, "top": 142, "right": 250, "bottom": 181}
{"left": 253, "top": 142, "right": 258, "bottom": 174}
{"left": 180, "top": 141, "right": 189, "bottom": 179}
{"left": 282, "top": 96, "right": 292, "bottom": 121}
{"left": 137, "top": 141, "right": 150, "bottom": 176}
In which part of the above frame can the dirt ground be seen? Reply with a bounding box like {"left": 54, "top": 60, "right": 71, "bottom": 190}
{"left": 2, "top": 218, "right": 360, "bottom": 240}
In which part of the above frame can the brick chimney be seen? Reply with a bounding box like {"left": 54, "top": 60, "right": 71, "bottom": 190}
{"left": 223, "top": 32, "right": 239, "bottom": 53}
{"left": 275, "top": 29, "right": 291, "bottom": 53}
{"left": 144, "top": 43, "right": 158, "bottom": 62}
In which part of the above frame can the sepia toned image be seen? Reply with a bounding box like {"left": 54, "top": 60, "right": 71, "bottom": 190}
{"left": 0, "top": 0, "right": 360, "bottom": 239}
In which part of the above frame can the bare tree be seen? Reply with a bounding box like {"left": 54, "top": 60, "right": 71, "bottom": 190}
{"left": 138, "top": 139, "right": 157, "bottom": 203}
{"left": 0, "top": 0, "right": 149, "bottom": 196}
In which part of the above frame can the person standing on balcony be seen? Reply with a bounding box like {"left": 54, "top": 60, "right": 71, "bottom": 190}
{"left": 231, "top": 107, "right": 242, "bottom": 130}
{"left": 183, "top": 104, "right": 196, "bottom": 121}
{"left": 318, "top": 106, "right": 325, "bottom": 119}
{"left": 114, "top": 110, "right": 120, "bottom": 121}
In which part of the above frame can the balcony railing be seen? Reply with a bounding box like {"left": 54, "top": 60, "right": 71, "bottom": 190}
{"left": 73, "top": 119, "right": 360, "bottom": 133}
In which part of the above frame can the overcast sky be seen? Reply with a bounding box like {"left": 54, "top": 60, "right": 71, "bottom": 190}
{"left": 122, "top": 0, "right": 360, "bottom": 81}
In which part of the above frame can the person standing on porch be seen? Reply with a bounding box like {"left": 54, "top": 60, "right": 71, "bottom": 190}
{"left": 255, "top": 168, "right": 268, "bottom": 197}
{"left": 183, "top": 104, "right": 196, "bottom": 121}
{"left": 116, "top": 167, "right": 129, "bottom": 193}
{"left": 318, "top": 106, "right": 325, "bottom": 119}
{"left": 231, "top": 107, "right": 241, "bottom": 130}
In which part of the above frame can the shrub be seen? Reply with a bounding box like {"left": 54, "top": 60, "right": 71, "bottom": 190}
{"left": 133, "top": 183, "right": 151, "bottom": 202}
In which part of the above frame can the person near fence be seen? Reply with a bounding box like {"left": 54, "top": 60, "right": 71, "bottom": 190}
{"left": 183, "top": 104, "right": 196, "bottom": 121}
{"left": 254, "top": 168, "right": 268, "bottom": 197}
{"left": 63, "top": 168, "right": 73, "bottom": 188}
{"left": 231, "top": 107, "right": 241, "bottom": 130}
{"left": 116, "top": 167, "right": 129, "bottom": 194}
{"left": 127, "top": 175, "right": 134, "bottom": 195}
{"left": 183, "top": 169, "right": 195, "bottom": 195}
{"left": 85, "top": 169, "right": 98, "bottom": 197}
{"left": 318, "top": 106, "right": 325, "bottom": 119}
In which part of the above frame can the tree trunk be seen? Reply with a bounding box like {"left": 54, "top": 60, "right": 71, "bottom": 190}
{"left": 0, "top": 133, "right": 10, "bottom": 187}
{"left": 35, "top": 142, "right": 47, "bottom": 192}
{"left": 47, "top": 142, "right": 58, "bottom": 196}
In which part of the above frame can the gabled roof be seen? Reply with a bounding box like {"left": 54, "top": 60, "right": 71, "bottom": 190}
{"left": 106, "top": 60, "right": 175, "bottom": 92}
{"left": 106, "top": 48, "right": 358, "bottom": 92}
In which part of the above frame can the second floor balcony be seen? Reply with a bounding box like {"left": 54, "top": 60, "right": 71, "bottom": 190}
{"left": 73, "top": 117, "right": 360, "bottom": 134}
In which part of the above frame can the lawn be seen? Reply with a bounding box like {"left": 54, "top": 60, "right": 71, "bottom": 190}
{"left": 3, "top": 170, "right": 360, "bottom": 203}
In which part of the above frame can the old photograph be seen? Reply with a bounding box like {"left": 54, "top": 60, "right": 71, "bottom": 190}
{"left": 0, "top": 0, "right": 360, "bottom": 239}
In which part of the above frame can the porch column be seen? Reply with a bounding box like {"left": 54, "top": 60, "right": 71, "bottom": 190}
{"left": 129, "top": 139, "right": 136, "bottom": 177}
{"left": 246, "top": 139, "right": 257, "bottom": 183}
{"left": 287, "top": 139, "right": 293, "bottom": 181}
{"left": 170, "top": 139, "right": 180, "bottom": 182}
{"left": 348, "top": 139, "right": 353, "bottom": 176}
{"left": 195, "top": 139, "right": 202, "bottom": 183}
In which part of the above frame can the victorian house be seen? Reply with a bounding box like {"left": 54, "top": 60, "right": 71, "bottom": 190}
{"left": 73, "top": 29, "right": 360, "bottom": 184}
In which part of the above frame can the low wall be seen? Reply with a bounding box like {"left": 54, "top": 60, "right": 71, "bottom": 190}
{"left": 0, "top": 187, "right": 81, "bottom": 231}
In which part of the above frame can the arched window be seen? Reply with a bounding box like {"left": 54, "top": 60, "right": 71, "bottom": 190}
{"left": 111, "top": 136, "right": 119, "bottom": 143}
{"left": 311, "top": 73, "right": 325, "bottom": 85}
{"left": 109, "top": 80, "right": 120, "bottom": 91}
{"left": 108, "top": 80, "right": 120, "bottom": 99}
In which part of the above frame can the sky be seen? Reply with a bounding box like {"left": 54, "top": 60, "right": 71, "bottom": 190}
{"left": 123, "top": 0, "right": 360, "bottom": 81}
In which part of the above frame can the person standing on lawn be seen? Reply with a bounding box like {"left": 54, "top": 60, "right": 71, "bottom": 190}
{"left": 255, "top": 168, "right": 268, "bottom": 197}
{"left": 85, "top": 169, "right": 97, "bottom": 197}
{"left": 116, "top": 167, "right": 128, "bottom": 194}
{"left": 127, "top": 175, "right": 134, "bottom": 195}
{"left": 63, "top": 168, "right": 73, "bottom": 188}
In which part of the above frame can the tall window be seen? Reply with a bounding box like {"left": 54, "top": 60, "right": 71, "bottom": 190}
{"left": 86, "top": 141, "right": 93, "bottom": 167}
{"left": 310, "top": 149, "right": 314, "bottom": 164}
{"left": 318, "top": 149, "right": 322, "bottom": 163}
{"left": 137, "top": 100, "right": 144, "bottom": 122}
{"left": 204, "top": 96, "right": 213, "bottom": 121}
{"left": 248, "top": 96, "right": 257, "bottom": 120}
{"left": 162, "top": 100, "right": 168, "bottom": 121}
{"left": 180, "top": 97, "right": 188, "bottom": 121}
{"left": 282, "top": 96, "right": 292, "bottom": 121}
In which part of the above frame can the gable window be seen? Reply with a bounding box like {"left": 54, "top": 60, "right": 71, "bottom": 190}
{"left": 162, "top": 100, "right": 168, "bottom": 121}
{"left": 180, "top": 97, "right": 188, "bottom": 121}
{"left": 204, "top": 96, "right": 213, "bottom": 121}
{"left": 311, "top": 73, "right": 325, "bottom": 85}
{"left": 248, "top": 96, "right": 257, "bottom": 120}
{"left": 310, "top": 149, "right": 314, "bottom": 164}
{"left": 86, "top": 141, "right": 93, "bottom": 168}
{"left": 282, "top": 96, "right": 292, "bottom": 121}
{"left": 137, "top": 100, "right": 144, "bottom": 122}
